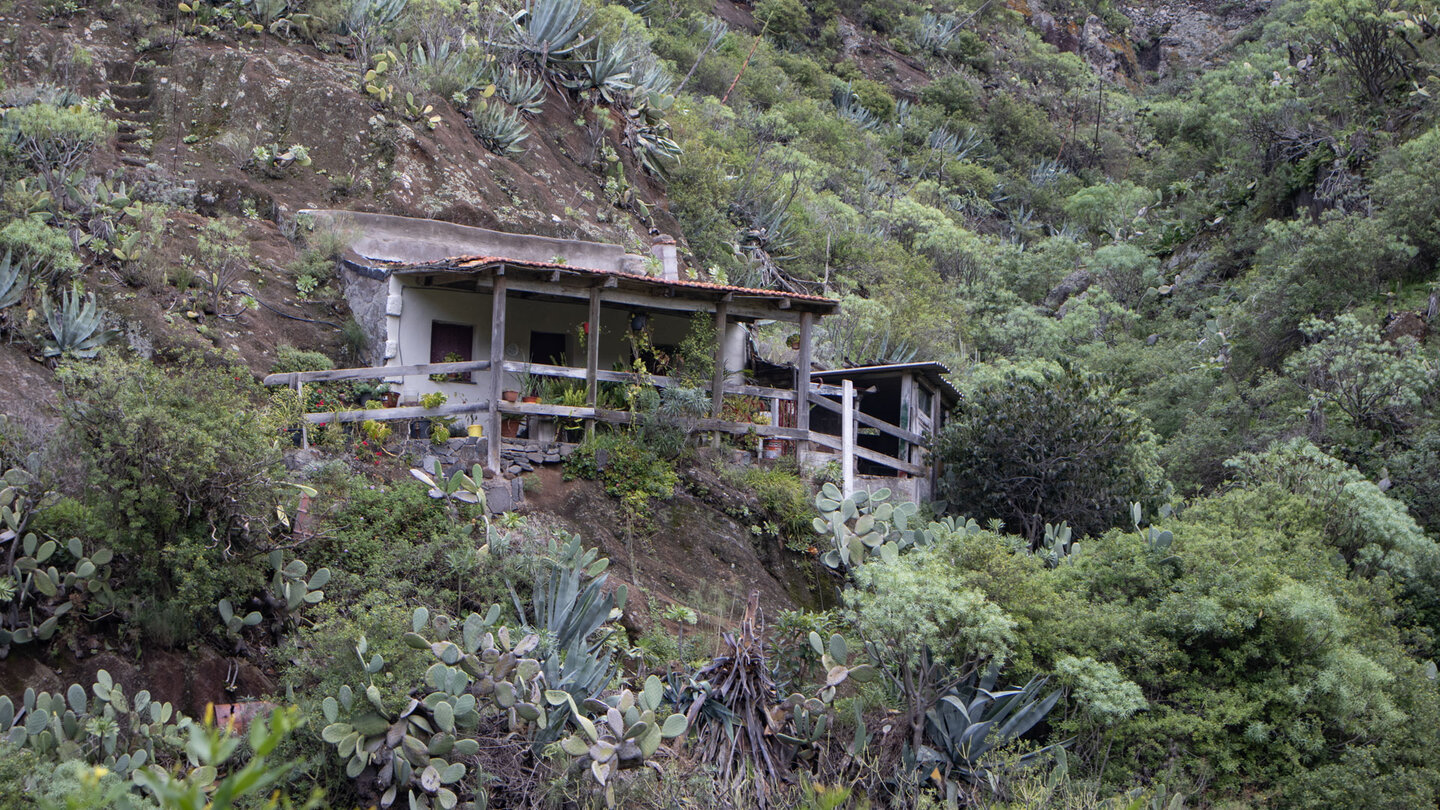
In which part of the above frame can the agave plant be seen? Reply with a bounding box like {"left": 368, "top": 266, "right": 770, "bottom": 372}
{"left": 571, "top": 39, "right": 634, "bottom": 104}
{"left": 510, "top": 0, "right": 594, "bottom": 64}
{"left": 628, "top": 121, "right": 682, "bottom": 177}
{"left": 511, "top": 533, "right": 623, "bottom": 741}
{"left": 0, "top": 250, "right": 30, "bottom": 311}
{"left": 40, "top": 283, "right": 115, "bottom": 360}
{"left": 468, "top": 100, "right": 530, "bottom": 155}
{"left": 498, "top": 67, "right": 546, "bottom": 115}
{"left": 928, "top": 125, "right": 984, "bottom": 161}
{"left": 832, "top": 82, "right": 880, "bottom": 130}
{"left": 911, "top": 668, "right": 1067, "bottom": 806}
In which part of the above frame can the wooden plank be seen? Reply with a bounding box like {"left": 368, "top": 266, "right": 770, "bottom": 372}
{"left": 497, "top": 401, "right": 812, "bottom": 441}
{"left": 807, "top": 391, "right": 926, "bottom": 444}
{"left": 304, "top": 401, "right": 491, "bottom": 424}
{"left": 488, "top": 272, "right": 507, "bottom": 472}
{"left": 264, "top": 360, "right": 493, "bottom": 387}
{"left": 796, "top": 312, "right": 813, "bottom": 459}
{"left": 810, "top": 432, "right": 926, "bottom": 476}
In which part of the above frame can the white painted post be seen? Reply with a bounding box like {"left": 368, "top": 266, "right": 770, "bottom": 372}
{"left": 841, "top": 379, "right": 855, "bottom": 498}
{"left": 295, "top": 376, "right": 308, "bottom": 450}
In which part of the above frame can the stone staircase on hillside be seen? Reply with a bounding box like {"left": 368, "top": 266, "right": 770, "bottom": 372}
{"left": 105, "top": 59, "right": 163, "bottom": 168}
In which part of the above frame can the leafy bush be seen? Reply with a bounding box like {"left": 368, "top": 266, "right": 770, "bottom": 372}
{"left": 935, "top": 363, "right": 1170, "bottom": 542}
{"left": 565, "top": 431, "right": 678, "bottom": 522}
{"left": 271, "top": 344, "right": 335, "bottom": 374}
{"left": 57, "top": 355, "right": 282, "bottom": 626}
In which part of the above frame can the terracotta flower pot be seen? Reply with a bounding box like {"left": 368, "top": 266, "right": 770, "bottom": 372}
{"left": 502, "top": 390, "right": 521, "bottom": 402}
{"left": 522, "top": 395, "right": 542, "bottom": 404}
{"left": 501, "top": 418, "right": 522, "bottom": 438}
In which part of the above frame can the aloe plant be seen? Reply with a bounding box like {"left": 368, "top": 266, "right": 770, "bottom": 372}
{"left": 40, "top": 283, "right": 115, "bottom": 359}
{"left": 510, "top": 0, "right": 594, "bottom": 63}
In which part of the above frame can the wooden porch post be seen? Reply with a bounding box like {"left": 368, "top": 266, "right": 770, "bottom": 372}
{"left": 710, "top": 302, "right": 729, "bottom": 449}
{"left": 795, "top": 311, "right": 813, "bottom": 463}
{"left": 487, "top": 269, "right": 507, "bottom": 473}
{"left": 898, "top": 371, "right": 914, "bottom": 478}
{"left": 928, "top": 380, "right": 943, "bottom": 495}
{"left": 585, "top": 287, "right": 602, "bottom": 440}
{"left": 841, "top": 379, "right": 855, "bottom": 498}
{"left": 295, "top": 375, "right": 308, "bottom": 450}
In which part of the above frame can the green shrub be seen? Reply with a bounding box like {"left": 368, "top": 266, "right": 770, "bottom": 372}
{"left": 565, "top": 431, "right": 678, "bottom": 522}
{"left": 56, "top": 355, "right": 282, "bottom": 626}
{"left": 271, "top": 344, "right": 335, "bottom": 374}
{"left": 935, "top": 362, "right": 1170, "bottom": 542}
{"left": 731, "top": 465, "right": 816, "bottom": 550}
{"left": 0, "top": 214, "right": 81, "bottom": 285}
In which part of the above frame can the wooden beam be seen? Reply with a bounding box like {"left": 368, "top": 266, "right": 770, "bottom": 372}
{"left": 499, "top": 361, "right": 843, "bottom": 397}
{"left": 495, "top": 401, "right": 814, "bottom": 441}
{"left": 451, "top": 276, "right": 815, "bottom": 322}
{"left": 303, "top": 400, "right": 491, "bottom": 424}
{"left": 711, "top": 302, "right": 729, "bottom": 448}
{"left": 585, "top": 287, "right": 602, "bottom": 440}
{"left": 929, "top": 378, "right": 943, "bottom": 494}
{"left": 487, "top": 274, "right": 507, "bottom": 472}
{"left": 810, "top": 432, "right": 926, "bottom": 476}
{"left": 807, "top": 392, "right": 926, "bottom": 444}
{"left": 795, "top": 311, "right": 814, "bottom": 460}
{"left": 264, "top": 360, "right": 493, "bottom": 387}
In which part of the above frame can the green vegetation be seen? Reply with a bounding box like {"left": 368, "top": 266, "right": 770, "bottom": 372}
{"left": 2, "top": 0, "right": 1440, "bottom": 805}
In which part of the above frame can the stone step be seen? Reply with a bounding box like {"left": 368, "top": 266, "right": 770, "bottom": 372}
{"left": 119, "top": 155, "right": 150, "bottom": 167}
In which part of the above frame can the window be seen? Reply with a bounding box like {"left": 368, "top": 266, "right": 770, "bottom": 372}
{"left": 430, "top": 322, "right": 474, "bottom": 382}
{"left": 530, "top": 331, "right": 567, "bottom": 366}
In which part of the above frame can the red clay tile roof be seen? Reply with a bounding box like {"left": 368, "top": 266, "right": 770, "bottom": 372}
{"left": 391, "top": 255, "right": 838, "bottom": 306}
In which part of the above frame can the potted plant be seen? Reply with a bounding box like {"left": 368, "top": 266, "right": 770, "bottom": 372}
{"left": 412, "top": 391, "right": 447, "bottom": 439}
{"left": 430, "top": 352, "right": 469, "bottom": 383}
{"left": 516, "top": 366, "right": 543, "bottom": 404}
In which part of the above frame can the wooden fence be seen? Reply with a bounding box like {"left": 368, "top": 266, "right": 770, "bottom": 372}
{"left": 264, "top": 360, "right": 926, "bottom": 490}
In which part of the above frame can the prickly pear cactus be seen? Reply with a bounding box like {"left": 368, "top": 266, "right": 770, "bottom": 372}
{"left": 812, "top": 483, "right": 933, "bottom": 569}
{"left": 2, "top": 467, "right": 117, "bottom": 654}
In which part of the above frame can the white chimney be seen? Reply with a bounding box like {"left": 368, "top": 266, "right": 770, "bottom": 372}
{"left": 651, "top": 235, "right": 679, "bottom": 281}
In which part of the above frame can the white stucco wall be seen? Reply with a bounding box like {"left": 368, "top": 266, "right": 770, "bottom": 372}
{"left": 388, "top": 284, "right": 746, "bottom": 403}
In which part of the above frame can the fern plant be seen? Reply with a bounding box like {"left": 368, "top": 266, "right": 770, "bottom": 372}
{"left": 40, "top": 283, "right": 115, "bottom": 359}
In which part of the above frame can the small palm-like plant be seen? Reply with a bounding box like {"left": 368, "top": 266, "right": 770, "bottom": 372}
{"left": 41, "top": 283, "right": 116, "bottom": 359}
{"left": 511, "top": 0, "right": 594, "bottom": 65}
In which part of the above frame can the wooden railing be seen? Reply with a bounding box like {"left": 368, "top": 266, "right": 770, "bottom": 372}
{"left": 264, "top": 360, "right": 923, "bottom": 479}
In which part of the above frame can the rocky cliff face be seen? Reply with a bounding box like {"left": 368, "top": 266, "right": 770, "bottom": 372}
{"left": 1017, "top": 0, "right": 1271, "bottom": 82}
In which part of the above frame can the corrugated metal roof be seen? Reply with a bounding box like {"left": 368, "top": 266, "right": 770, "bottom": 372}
{"left": 812, "top": 362, "right": 960, "bottom": 403}
{"left": 390, "top": 255, "right": 838, "bottom": 306}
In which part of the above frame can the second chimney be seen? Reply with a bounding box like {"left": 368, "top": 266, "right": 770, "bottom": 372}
{"left": 651, "top": 235, "right": 678, "bottom": 281}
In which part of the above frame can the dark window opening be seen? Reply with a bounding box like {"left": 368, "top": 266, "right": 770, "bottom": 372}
{"left": 530, "top": 331, "right": 568, "bottom": 366}
{"left": 431, "top": 322, "right": 475, "bottom": 382}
